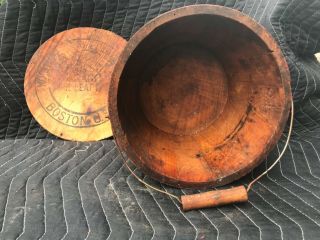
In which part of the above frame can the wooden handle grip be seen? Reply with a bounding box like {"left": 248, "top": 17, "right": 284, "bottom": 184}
{"left": 181, "top": 186, "right": 248, "bottom": 211}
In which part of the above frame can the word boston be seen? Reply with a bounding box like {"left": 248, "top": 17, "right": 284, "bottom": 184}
{"left": 45, "top": 102, "right": 103, "bottom": 128}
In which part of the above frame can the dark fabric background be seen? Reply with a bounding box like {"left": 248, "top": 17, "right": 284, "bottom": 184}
{"left": 0, "top": 0, "right": 320, "bottom": 239}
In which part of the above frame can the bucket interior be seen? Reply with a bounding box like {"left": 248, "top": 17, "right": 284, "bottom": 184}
{"left": 116, "top": 14, "right": 285, "bottom": 185}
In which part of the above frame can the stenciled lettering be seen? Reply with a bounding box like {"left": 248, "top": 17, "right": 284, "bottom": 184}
{"left": 64, "top": 80, "right": 98, "bottom": 92}
{"left": 44, "top": 102, "right": 105, "bottom": 127}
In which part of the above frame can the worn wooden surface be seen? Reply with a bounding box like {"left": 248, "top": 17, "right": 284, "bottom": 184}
{"left": 181, "top": 186, "right": 248, "bottom": 211}
{"left": 109, "top": 5, "right": 292, "bottom": 188}
{"left": 25, "top": 27, "right": 126, "bottom": 141}
{"left": 140, "top": 44, "right": 228, "bottom": 136}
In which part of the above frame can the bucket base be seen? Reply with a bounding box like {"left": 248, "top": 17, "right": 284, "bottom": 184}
{"left": 140, "top": 44, "right": 228, "bottom": 136}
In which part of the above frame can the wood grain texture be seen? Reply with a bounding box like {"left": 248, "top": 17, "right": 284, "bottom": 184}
{"left": 25, "top": 27, "right": 126, "bottom": 141}
{"left": 109, "top": 5, "right": 292, "bottom": 188}
{"left": 181, "top": 186, "right": 248, "bottom": 211}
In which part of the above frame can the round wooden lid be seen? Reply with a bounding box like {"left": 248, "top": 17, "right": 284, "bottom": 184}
{"left": 25, "top": 27, "right": 127, "bottom": 141}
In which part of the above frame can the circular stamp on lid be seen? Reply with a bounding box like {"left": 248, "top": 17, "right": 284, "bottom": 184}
{"left": 24, "top": 27, "right": 127, "bottom": 141}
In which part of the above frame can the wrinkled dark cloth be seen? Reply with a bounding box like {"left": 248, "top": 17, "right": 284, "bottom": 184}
{"left": 0, "top": 0, "right": 319, "bottom": 239}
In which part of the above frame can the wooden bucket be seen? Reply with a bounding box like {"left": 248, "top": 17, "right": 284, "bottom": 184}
{"left": 109, "top": 5, "right": 292, "bottom": 188}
